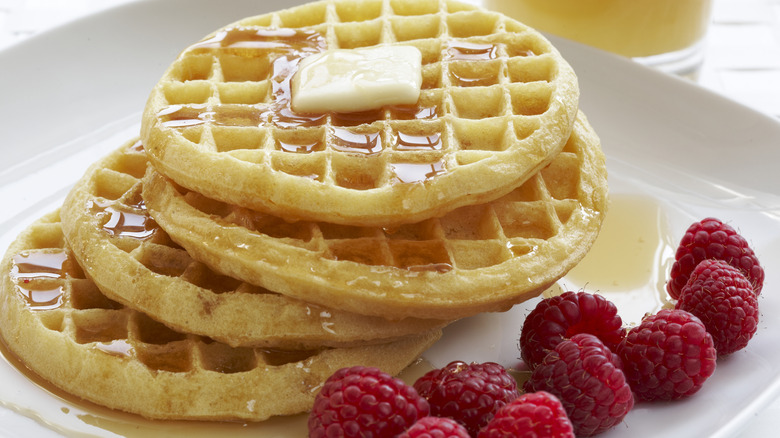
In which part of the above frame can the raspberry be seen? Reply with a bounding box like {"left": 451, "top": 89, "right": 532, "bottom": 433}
{"left": 676, "top": 259, "right": 759, "bottom": 355}
{"left": 400, "top": 416, "right": 470, "bottom": 438}
{"left": 519, "top": 291, "right": 625, "bottom": 369}
{"left": 667, "top": 217, "right": 764, "bottom": 299}
{"left": 308, "top": 366, "right": 430, "bottom": 438}
{"left": 523, "top": 334, "right": 633, "bottom": 437}
{"left": 616, "top": 309, "right": 717, "bottom": 401}
{"left": 478, "top": 391, "right": 574, "bottom": 438}
{"left": 413, "top": 361, "right": 520, "bottom": 436}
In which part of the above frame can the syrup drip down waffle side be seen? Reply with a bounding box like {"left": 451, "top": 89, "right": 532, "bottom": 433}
{"left": 143, "top": 113, "right": 608, "bottom": 320}
{"left": 60, "top": 138, "right": 447, "bottom": 349}
{"left": 0, "top": 211, "right": 441, "bottom": 421}
{"left": 141, "top": 0, "right": 580, "bottom": 226}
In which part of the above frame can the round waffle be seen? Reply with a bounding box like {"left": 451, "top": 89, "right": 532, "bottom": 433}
{"left": 143, "top": 112, "right": 607, "bottom": 320}
{"left": 60, "top": 138, "right": 446, "bottom": 349}
{"left": 140, "top": 0, "right": 580, "bottom": 226}
{"left": 0, "top": 211, "right": 440, "bottom": 421}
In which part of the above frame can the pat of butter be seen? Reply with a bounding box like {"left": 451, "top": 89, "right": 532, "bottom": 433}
{"left": 291, "top": 46, "right": 422, "bottom": 113}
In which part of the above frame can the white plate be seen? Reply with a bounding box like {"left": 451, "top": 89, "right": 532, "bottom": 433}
{"left": 2, "top": 0, "right": 780, "bottom": 437}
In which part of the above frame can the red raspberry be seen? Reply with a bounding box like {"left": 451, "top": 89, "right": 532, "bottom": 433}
{"left": 478, "top": 391, "right": 574, "bottom": 438}
{"left": 413, "top": 361, "right": 520, "bottom": 436}
{"left": 616, "top": 309, "right": 717, "bottom": 401}
{"left": 400, "top": 416, "right": 470, "bottom": 438}
{"left": 667, "top": 217, "right": 763, "bottom": 299}
{"left": 519, "top": 291, "right": 625, "bottom": 369}
{"left": 308, "top": 366, "right": 430, "bottom": 438}
{"left": 676, "top": 259, "right": 759, "bottom": 355}
{"left": 523, "top": 334, "right": 633, "bottom": 437}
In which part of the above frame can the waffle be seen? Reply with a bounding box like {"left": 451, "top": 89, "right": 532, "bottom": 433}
{"left": 60, "top": 138, "right": 446, "bottom": 349}
{"left": 143, "top": 112, "right": 607, "bottom": 320}
{"left": 140, "top": 0, "right": 580, "bottom": 227}
{"left": 0, "top": 210, "right": 440, "bottom": 421}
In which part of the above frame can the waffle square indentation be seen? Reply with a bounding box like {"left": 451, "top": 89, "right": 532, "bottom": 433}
{"left": 390, "top": 0, "right": 439, "bottom": 16}
{"left": 334, "top": 22, "right": 383, "bottom": 49}
{"left": 446, "top": 12, "right": 499, "bottom": 38}
{"left": 271, "top": 154, "right": 327, "bottom": 182}
{"left": 390, "top": 15, "right": 441, "bottom": 42}
{"left": 163, "top": 82, "right": 212, "bottom": 105}
{"left": 336, "top": 0, "right": 383, "bottom": 22}
{"left": 136, "top": 343, "right": 192, "bottom": 373}
{"left": 74, "top": 311, "right": 128, "bottom": 344}
{"left": 198, "top": 341, "right": 258, "bottom": 373}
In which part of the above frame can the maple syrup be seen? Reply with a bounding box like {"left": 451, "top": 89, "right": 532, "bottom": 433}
{"left": 391, "top": 161, "right": 446, "bottom": 183}
{"left": 15, "top": 286, "right": 64, "bottom": 310}
{"left": 11, "top": 250, "right": 68, "bottom": 280}
{"left": 331, "top": 128, "right": 383, "bottom": 154}
{"left": 94, "top": 340, "right": 135, "bottom": 358}
{"left": 394, "top": 132, "right": 442, "bottom": 151}
{"left": 159, "top": 104, "right": 267, "bottom": 128}
{"left": 159, "top": 27, "right": 443, "bottom": 139}
{"left": 187, "top": 27, "right": 326, "bottom": 56}
{"left": 271, "top": 107, "right": 327, "bottom": 128}
{"left": 89, "top": 200, "right": 157, "bottom": 240}
{"left": 446, "top": 41, "right": 499, "bottom": 60}
{"left": 278, "top": 140, "right": 320, "bottom": 153}
{"left": 564, "top": 194, "right": 676, "bottom": 323}
{"left": 449, "top": 69, "right": 497, "bottom": 87}
{"left": 389, "top": 104, "right": 439, "bottom": 120}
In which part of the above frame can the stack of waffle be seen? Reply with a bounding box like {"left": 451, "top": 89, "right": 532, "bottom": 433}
{"left": 0, "top": 0, "right": 607, "bottom": 422}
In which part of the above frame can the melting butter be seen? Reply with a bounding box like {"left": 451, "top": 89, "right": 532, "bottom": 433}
{"left": 291, "top": 46, "right": 422, "bottom": 113}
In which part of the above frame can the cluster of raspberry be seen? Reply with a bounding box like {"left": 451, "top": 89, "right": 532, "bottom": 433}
{"left": 307, "top": 217, "right": 764, "bottom": 437}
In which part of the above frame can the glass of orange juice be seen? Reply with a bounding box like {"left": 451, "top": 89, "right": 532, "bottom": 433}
{"left": 483, "top": 0, "right": 713, "bottom": 76}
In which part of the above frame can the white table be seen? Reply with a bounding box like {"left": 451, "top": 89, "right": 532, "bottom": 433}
{"left": 1, "top": 0, "right": 779, "bottom": 436}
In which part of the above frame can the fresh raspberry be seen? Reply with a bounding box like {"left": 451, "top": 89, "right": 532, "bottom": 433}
{"left": 519, "top": 291, "right": 625, "bottom": 369}
{"left": 667, "top": 217, "right": 764, "bottom": 299}
{"left": 478, "top": 391, "right": 574, "bottom": 438}
{"left": 400, "top": 416, "right": 470, "bottom": 438}
{"left": 413, "top": 361, "right": 520, "bottom": 436}
{"left": 523, "top": 334, "right": 633, "bottom": 437}
{"left": 308, "top": 366, "right": 430, "bottom": 438}
{"left": 676, "top": 259, "right": 759, "bottom": 355}
{"left": 616, "top": 309, "right": 717, "bottom": 401}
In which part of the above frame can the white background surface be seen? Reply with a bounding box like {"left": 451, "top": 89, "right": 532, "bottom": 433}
{"left": 1, "top": 0, "right": 780, "bottom": 437}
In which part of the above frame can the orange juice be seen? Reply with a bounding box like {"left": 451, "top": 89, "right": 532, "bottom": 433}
{"left": 485, "top": 0, "right": 712, "bottom": 58}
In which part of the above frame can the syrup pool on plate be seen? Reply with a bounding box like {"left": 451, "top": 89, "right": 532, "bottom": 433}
{"left": 561, "top": 193, "right": 676, "bottom": 324}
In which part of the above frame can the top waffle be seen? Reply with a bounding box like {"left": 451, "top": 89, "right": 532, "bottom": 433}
{"left": 141, "top": 0, "right": 579, "bottom": 226}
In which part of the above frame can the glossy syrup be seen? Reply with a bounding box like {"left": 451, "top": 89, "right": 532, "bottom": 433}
{"left": 157, "top": 27, "right": 450, "bottom": 167}
{"left": 187, "top": 27, "right": 326, "bottom": 55}
{"left": 11, "top": 250, "right": 68, "bottom": 280}
{"left": 391, "top": 161, "right": 447, "bottom": 183}
{"left": 10, "top": 250, "right": 69, "bottom": 311}
{"left": 563, "top": 194, "right": 677, "bottom": 323}
{"left": 331, "top": 128, "right": 382, "bottom": 154}
{"left": 446, "top": 41, "right": 500, "bottom": 60}
{"left": 394, "top": 132, "right": 442, "bottom": 151}
{"left": 89, "top": 200, "right": 156, "bottom": 240}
